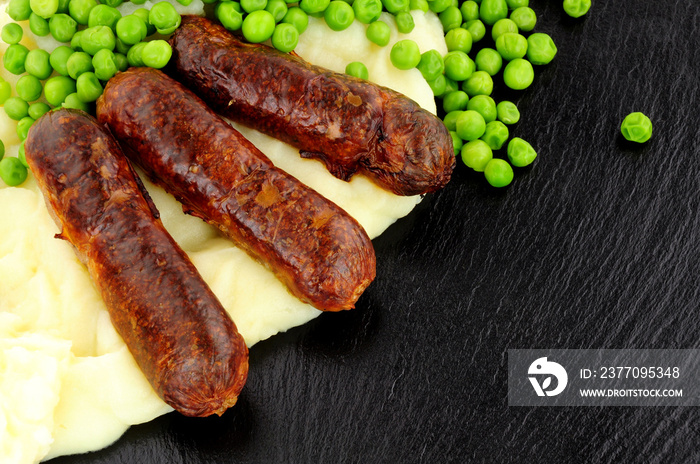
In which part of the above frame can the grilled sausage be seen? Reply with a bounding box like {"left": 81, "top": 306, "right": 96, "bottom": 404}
{"left": 96, "top": 67, "right": 376, "bottom": 312}
{"left": 167, "top": 15, "right": 454, "bottom": 197}
{"left": 24, "top": 108, "right": 248, "bottom": 417}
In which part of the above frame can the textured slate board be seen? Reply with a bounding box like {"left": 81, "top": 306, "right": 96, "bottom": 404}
{"left": 48, "top": 1, "right": 700, "bottom": 463}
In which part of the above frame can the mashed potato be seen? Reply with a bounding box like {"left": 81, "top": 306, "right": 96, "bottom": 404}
{"left": 0, "top": 3, "right": 447, "bottom": 462}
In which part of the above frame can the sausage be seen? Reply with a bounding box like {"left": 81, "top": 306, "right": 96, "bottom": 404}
{"left": 167, "top": 15, "right": 455, "bottom": 197}
{"left": 23, "top": 108, "right": 248, "bottom": 417}
{"left": 96, "top": 67, "right": 376, "bottom": 312}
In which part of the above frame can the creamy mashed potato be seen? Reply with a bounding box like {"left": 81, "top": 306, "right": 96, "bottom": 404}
{"left": 0, "top": 3, "right": 446, "bottom": 463}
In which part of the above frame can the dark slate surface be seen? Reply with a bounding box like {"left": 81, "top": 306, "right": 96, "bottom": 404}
{"left": 49, "top": 1, "right": 700, "bottom": 463}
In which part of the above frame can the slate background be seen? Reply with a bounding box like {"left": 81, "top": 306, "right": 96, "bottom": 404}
{"left": 50, "top": 1, "right": 700, "bottom": 463}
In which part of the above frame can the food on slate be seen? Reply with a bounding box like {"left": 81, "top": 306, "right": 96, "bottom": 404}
{"left": 24, "top": 108, "right": 249, "bottom": 417}
{"left": 168, "top": 15, "right": 455, "bottom": 197}
{"left": 97, "top": 67, "right": 376, "bottom": 312}
{"left": 620, "top": 112, "right": 653, "bottom": 143}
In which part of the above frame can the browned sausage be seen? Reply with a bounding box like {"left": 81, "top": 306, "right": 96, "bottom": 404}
{"left": 24, "top": 108, "right": 248, "bottom": 417}
{"left": 96, "top": 67, "right": 376, "bottom": 312}
{"left": 167, "top": 15, "right": 454, "bottom": 197}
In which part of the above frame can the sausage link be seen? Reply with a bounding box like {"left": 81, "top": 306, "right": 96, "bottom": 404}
{"left": 96, "top": 67, "right": 376, "bottom": 312}
{"left": 167, "top": 15, "right": 454, "bottom": 197}
{"left": 24, "top": 108, "right": 248, "bottom": 417}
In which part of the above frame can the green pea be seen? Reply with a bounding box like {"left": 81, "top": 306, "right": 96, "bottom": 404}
{"left": 496, "top": 100, "right": 520, "bottom": 124}
{"left": 4, "top": 43, "right": 29, "bottom": 75}
{"left": 481, "top": 120, "right": 509, "bottom": 150}
{"left": 416, "top": 49, "right": 444, "bottom": 81}
{"left": 439, "top": 6, "right": 462, "bottom": 31}
{"left": 455, "top": 109, "right": 485, "bottom": 141}
{"left": 507, "top": 137, "right": 536, "bottom": 166}
{"left": 299, "top": 0, "right": 330, "bottom": 14}
{"left": 4, "top": 97, "right": 30, "bottom": 120}
{"left": 484, "top": 158, "right": 513, "bottom": 187}
{"left": 443, "top": 50, "right": 474, "bottom": 81}
{"left": 8, "top": 0, "right": 32, "bottom": 21}
{"left": 241, "top": 10, "right": 276, "bottom": 42}
{"left": 442, "top": 90, "right": 469, "bottom": 113}
{"left": 409, "top": 0, "right": 428, "bottom": 13}
{"left": 282, "top": 7, "right": 309, "bottom": 33}
{"left": 390, "top": 39, "right": 420, "bottom": 70}
{"left": 510, "top": 6, "right": 536, "bottom": 32}
{"left": 49, "top": 14, "right": 78, "bottom": 42}
{"left": 23, "top": 49, "right": 52, "bottom": 80}
{"left": 0, "top": 157, "right": 29, "bottom": 186}
{"left": 50, "top": 45, "right": 74, "bottom": 76}
{"left": 67, "top": 51, "right": 94, "bottom": 80}
{"left": 56, "top": 0, "right": 70, "bottom": 14}
{"left": 464, "top": 19, "right": 485, "bottom": 42}
{"left": 428, "top": 0, "right": 450, "bottom": 14}
{"left": 29, "top": 0, "right": 59, "bottom": 18}
{"left": 495, "top": 32, "right": 527, "bottom": 60}
{"left": 61, "top": 92, "right": 89, "bottom": 112}
{"left": 426, "top": 74, "right": 447, "bottom": 97}
{"left": 16, "top": 75, "right": 42, "bottom": 102}
{"left": 0, "top": 80, "right": 11, "bottom": 105}
{"left": 324, "top": 1, "right": 354, "bottom": 31}
{"left": 443, "top": 76, "right": 459, "bottom": 94}
{"left": 506, "top": 0, "right": 528, "bottom": 7}
{"left": 126, "top": 41, "right": 147, "bottom": 66}
{"left": 443, "top": 110, "right": 463, "bottom": 131}
{"left": 460, "top": 1, "right": 479, "bottom": 22}
{"left": 462, "top": 70, "right": 493, "bottom": 96}
{"left": 461, "top": 139, "right": 492, "bottom": 171}
{"left": 241, "top": 0, "right": 266, "bottom": 13}
{"left": 395, "top": 11, "right": 415, "bottom": 34}
{"left": 16, "top": 116, "right": 34, "bottom": 140}
{"left": 479, "top": 0, "right": 507, "bottom": 26}
{"left": 527, "top": 33, "right": 557, "bottom": 65}
{"left": 449, "top": 131, "right": 463, "bottom": 156}
{"left": 114, "top": 38, "right": 130, "bottom": 55}
{"left": 175, "top": 0, "right": 192, "bottom": 5}
{"left": 215, "top": 1, "right": 242, "bottom": 30}
{"left": 116, "top": 15, "right": 148, "bottom": 45}
{"left": 2, "top": 23, "right": 24, "bottom": 45}
{"left": 133, "top": 8, "right": 156, "bottom": 36}
{"left": 503, "top": 58, "right": 533, "bottom": 90}
{"left": 29, "top": 13, "right": 50, "bottom": 36}
{"left": 18, "top": 141, "right": 28, "bottom": 167}
{"left": 345, "top": 61, "right": 369, "bottom": 80}
{"left": 563, "top": 0, "right": 590, "bottom": 18}
{"left": 149, "top": 2, "right": 181, "bottom": 35}
{"left": 68, "top": 0, "right": 97, "bottom": 25}
{"left": 269, "top": 23, "right": 298, "bottom": 52}
{"left": 266, "top": 0, "right": 288, "bottom": 22}
{"left": 352, "top": 0, "right": 381, "bottom": 23}
{"left": 366, "top": 20, "right": 390, "bottom": 47}
{"left": 382, "top": 0, "right": 408, "bottom": 15}
{"left": 81, "top": 26, "right": 116, "bottom": 55}
{"left": 102, "top": 0, "right": 124, "bottom": 7}
{"left": 91, "top": 49, "right": 117, "bottom": 80}
{"left": 444, "top": 27, "right": 472, "bottom": 53}
{"left": 114, "top": 52, "right": 128, "bottom": 71}
{"left": 141, "top": 40, "right": 172, "bottom": 69}
{"left": 71, "top": 29, "right": 84, "bottom": 50}
{"left": 88, "top": 4, "right": 121, "bottom": 30}
{"left": 467, "top": 94, "right": 496, "bottom": 122}
{"left": 620, "top": 112, "right": 652, "bottom": 143}
{"left": 474, "top": 48, "right": 502, "bottom": 76}
{"left": 28, "top": 101, "right": 51, "bottom": 120}
{"left": 44, "top": 75, "right": 76, "bottom": 106}
{"left": 491, "top": 18, "right": 517, "bottom": 40}
{"left": 76, "top": 71, "right": 102, "bottom": 102}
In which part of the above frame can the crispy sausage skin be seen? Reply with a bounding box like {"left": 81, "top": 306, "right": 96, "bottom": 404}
{"left": 97, "top": 67, "right": 376, "bottom": 312}
{"left": 167, "top": 15, "right": 454, "bottom": 197}
{"left": 24, "top": 108, "right": 248, "bottom": 417}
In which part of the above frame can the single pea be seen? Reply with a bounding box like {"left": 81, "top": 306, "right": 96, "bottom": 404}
{"left": 428, "top": 0, "right": 451, "bottom": 14}
{"left": 390, "top": 39, "right": 421, "bottom": 70}
{"left": 61, "top": 92, "right": 89, "bottom": 111}
{"left": 506, "top": 0, "right": 528, "bottom": 7}
{"left": 141, "top": 40, "right": 172, "bottom": 69}
{"left": 409, "top": 0, "right": 428, "bottom": 13}
{"left": 467, "top": 94, "right": 497, "bottom": 123}
{"left": 242, "top": 10, "right": 276, "bottom": 43}
{"left": 460, "top": 1, "right": 479, "bottom": 22}
{"left": 68, "top": 0, "right": 97, "bottom": 25}
{"left": 443, "top": 50, "right": 474, "bottom": 81}
{"left": 481, "top": 120, "right": 509, "bottom": 150}
{"left": 444, "top": 27, "right": 472, "bottom": 53}
{"left": 149, "top": 2, "right": 181, "bottom": 35}
{"left": 426, "top": 74, "right": 447, "bottom": 97}
{"left": 24, "top": 49, "right": 53, "bottom": 80}
{"left": 449, "top": 131, "right": 463, "bottom": 156}
{"left": 443, "top": 76, "right": 459, "bottom": 94}
{"left": 49, "top": 14, "right": 77, "bottom": 42}
{"left": 271, "top": 22, "right": 299, "bottom": 52}
{"left": 620, "top": 112, "right": 652, "bottom": 143}
{"left": 88, "top": 4, "right": 121, "bottom": 30}
{"left": 2, "top": 23, "right": 23, "bottom": 45}
{"left": 7, "top": 0, "right": 32, "bottom": 21}
{"left": 91, "top": 48, "right": 117, "bottom": 80}
{"left": 510, "top": 6, "right": 536, "bottom": 32}
{"left": 71, "top": 29, "right": 84, "bottom": 50}
{"left": 464, "top": 19, "right": 485, "bottom": 42}
{"left": 439, "top": 6, "right": 462, "bottom": 32}
{"left": 115, "top": 37, "right": 131, "bottom": 55}
{"left": 66, "top": 51, "right": 93, "bottom": 79}
{"left": 345, "top": 61, "right": 369, "bottom": 80}
{"left": 16, "top": 116, "right": 34, "bottom": 140}
{"left": 80, "top": 25, "right": 116, "bottom": 55}
{"left": 496, "top": 101, "right": 520, "bottom": 124}
{"left": 76, "top": 71, "right": 102, "bottom": 102}
{"left": 132, "top": 8, "right": 156, "bottom": 36}
{"left": 175, "top": 0, "right": 192, "bottom": 5}
{"left": 442, "top": 90, "right": 469, "bottom": 113}
{"left": 44, "top": 75, "right": 76, "bottom": 106}
{"left": 527, "top": 33, "right": 557, "bottom": 65}
{"left": 484, "top": 158, "right": 513, "bottom": 187}
{"left": 113, "top": 52, "right": 128, "bottom": 71}
{"left": 461, "top": 139, "right": 493, "bottom": 171}
{"left": 131, "top": 0, "right": 148, "bottom": 4}
{"left": 266, "top": 0, "right": 288, "bottom": 22}
{"left": 126, "top": 41, "right": 147, "bottom": 67}
{"left": 50, "top": 46, "right": 74, "bottom": 76}
{"left": 29, "top": 13, "right": 50, "bottom": 36}
{"left": 4, "top": 43, "right": 29, "bottom": 75}
{"left": 282, "top": 7, "right": 309, "bottom": 33}
{"left": 462, "top": 70, "right": 493, "bottom": 96}
{"left": 56, "top": 0, "right": 70, "bottom": 13}
{"left": 16, "top": 75, "right": 42, "bottom": 102}
{"left": 116, "top": 15, "right": 148, "bottom": 46}
{"left": 563, "top": 0, "right": 590, "bottom": 18}
{"left": 241, "top": 0, "right": 266, "bottom": 13}
{"left": 503, "top": 58, "right": 534, "bottom": 90}
{"left": 455, "top": 109, "right": 486, "bottom": 141}
{"left": 30, "top": 0, "right": 59, "bottom": 19}
{"left": 443, "top": 110, "right": 463, "bottom": 131}
{"left": 382, "top": 0, "right": 408, "bottom": 14}
{"left": 324, "top": 1, "right": 354, "bottom": 31}
{"left": 395, "top": 11, "right": 415, "bottom": 34}
{"left": 491, "top": 18, "right": 517, "bottom": 40}
{"left": 28, "top": 101, "right": 51, "bottom": 119}
{"left": 496, "top": 32, "right": 528, "bottom": 60}
{"left": 352, "top": 0, "right": 381, "bottom": 23}
{"left": 4, "top": 97, "right": 30, "bottom": 120}
{"left": 479, "top": 0, "right": 507, "bottom": 26}
{"left": 299, "top": 0, "right": 330, "bottom": 15}
{"left": 18, "top": 141, "right": 28, "bottom": 167}
{"left": 0, "top": 80, "right": 11, "bottom": 105}
{"left": 366, "top": 20, "right": 390, "bottom": 46}
{"left": 474, "top": 48, "right": 502, "bottom": 76}
{"left": 216, "top": 2, "right": 243, "bottom": 31}
{"left": 0, "top": 157, "right": 29, "bottom": 186}
{"left": 507, "top": 137, "right": 536, "bottom": 166}
{"left": 416, "top": 49, "right": 444, "bottom": 81}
